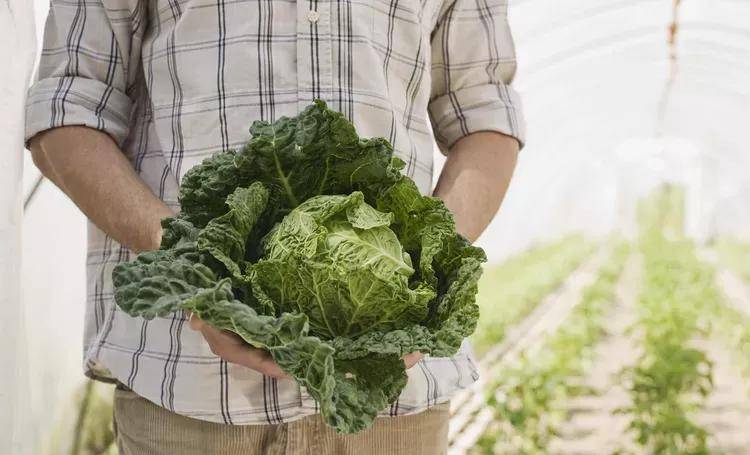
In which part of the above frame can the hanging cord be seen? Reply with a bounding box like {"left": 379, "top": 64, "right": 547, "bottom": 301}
{"left": 655, "top": 0, "right": 682, "bottom": 137}
{"left": 24, "top": 174, "right": 45, "bottom": 210}
{"left": 69, "top": 380, "right": 94, "bottom": 455}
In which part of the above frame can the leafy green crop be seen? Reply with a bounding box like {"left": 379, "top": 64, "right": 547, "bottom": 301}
{"left": 112, "top": 101, "right": 485, "bottom": 434}
{"left": 472, "top": 236, "right": 593, "bottom": 356}
{"left": 677, "top": 239, "right": 750, "bottom": 399}
{"left": 617, "top": 232, "right": 713, "bottom": 455}
{"left": 474, "top": 242, "right": 629, "bottom": 455}
{"left": 716, "top": 238, "right": 750, "bottom": 283}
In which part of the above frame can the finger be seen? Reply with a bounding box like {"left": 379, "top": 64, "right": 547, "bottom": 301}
{"left": 402, "top": 352, "right": 424, "bottom": 369}
{"left": 199, "top": 329, "right": 291, "bottom": 379}
{"left": 201, "top": 324, "right": 246, "bottom": 348}
{"left": 402, "top": 352, "right": 422, "bottom": 361}
{"left": 209, "top": 327, "right": 247, "bottom": 347}
{"left": 258, "top": 357, "right": 292, "bottom": 379}
{"left": 188, "top": 312, "right": 205, "bottom": 331}
{"left": 202, "top": 329, "right": 258, "bottom": 365}
{"left": 229, "top": 346, "right": 291, "bottom": 379}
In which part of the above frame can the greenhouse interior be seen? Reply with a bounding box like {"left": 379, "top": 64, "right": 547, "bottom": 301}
{"left": 2, "top": 0, "right": 750, "bottom": 454}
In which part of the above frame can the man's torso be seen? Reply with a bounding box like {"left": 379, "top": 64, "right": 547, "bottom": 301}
{"left": 83, "top": 0, "right": 480, "bottom": 425}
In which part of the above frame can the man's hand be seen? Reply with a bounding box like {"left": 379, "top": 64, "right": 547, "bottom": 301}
{"left": 402, "top": 352, "right": 423, "bottom": 369}
{"left": 189, "top": 314, "right": 291, "bottom": 379}
{"left": 190, "top": 314, "right": 424, "bottom": 376}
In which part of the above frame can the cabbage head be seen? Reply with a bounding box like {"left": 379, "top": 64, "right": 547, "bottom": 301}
{"left": 252, "top": 192, "right": 436, "bottom": 339}
{"left": 112, "top": 100, "right": 486, "bottom": 433}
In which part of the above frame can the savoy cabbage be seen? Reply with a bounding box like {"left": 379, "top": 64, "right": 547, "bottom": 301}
{"left": 112, "top": 100, "right": 486, "bottom": 433}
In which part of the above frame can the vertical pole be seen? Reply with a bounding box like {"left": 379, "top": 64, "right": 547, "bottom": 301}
{"left": 0, "top": 1, "right": 37, "bottom": 454}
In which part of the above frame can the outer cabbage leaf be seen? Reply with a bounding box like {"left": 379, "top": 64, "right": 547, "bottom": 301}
{"left": 196, "top": 182, "right": 269, "bottom": 282}
{"left": 180, "top": 280, "right": 338, "bottom": 412}
{"left": 376, "top": 177, "right": 456, "bottom": 289}
{"left": 329, "top": 355, "right": 408, "bottom": 432}
{"left": 112, "top": 240, "right": 218, "bottom": 319}
{"left": 331, "top": 325, "right": 436, "bottom": 360}
{"left": 114, "top": 270, "right": 343, "bottom": 431}
{"left": 178, "top": 100, "right": 402, "bottom": 229}
{"left": 115, "top": 265, "right": 411, "bottom": 434}
{"left": 172, "top": 151, "right": 241, "bottom": 229}
{"left": 159, "top": 217, "right": 200, "bottom": 249}
{"left": 430, "top": 235, "right": 487, "bottom": 357}
{"left": 199, "top": 288, "right": 418, "bottom": 435}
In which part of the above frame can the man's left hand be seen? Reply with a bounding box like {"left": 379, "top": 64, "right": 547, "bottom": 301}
{"left": 402, "top": 352, "right": 423, "bottom": 369}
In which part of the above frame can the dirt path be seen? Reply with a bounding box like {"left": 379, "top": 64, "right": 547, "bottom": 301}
{"left": 693, "top": 335, "right": 750, "bottom": 454}
{"left": 449, "top": 248, "right": 612, "bottom": 454}
{"left": 549, "top": 254, "right": 643, "bottom": 455}
{"left": 550, "top": 252, "right": 750, "bottom": 455}
{"left": 695, "top": 250, "right": 750, "bottom": 453}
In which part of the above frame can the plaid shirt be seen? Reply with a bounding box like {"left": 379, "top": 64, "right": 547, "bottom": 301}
{"left": 25, "top": 0, "right": 524, "bottom": 425}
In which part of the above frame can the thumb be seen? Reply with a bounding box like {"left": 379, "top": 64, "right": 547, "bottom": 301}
{"left": 188, "top": 311, "right": 205, "bottom": 331}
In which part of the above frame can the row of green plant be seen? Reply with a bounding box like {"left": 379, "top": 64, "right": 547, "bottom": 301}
{"left": 710, "top": 314, "right": 750, "bottom": 396}
{"left": 471, "top": 235, "right": 594, "bottom": 356}
{"left": 636, "top": 183, "right": 685, "bottom": 241}
{"left": 472, "top": 242, "right": 630, "bottom": 455}
{"left": 715, "top": 237, "right": 750, "bottom": 283}
{"left": 696, "top": 238, "right": 750, "bottom": 389}
{"left": 44, "top": 380, "right": 116, "bottom": 455}
{"left": 617, "top": 232, "right": 714, "bottom": 455}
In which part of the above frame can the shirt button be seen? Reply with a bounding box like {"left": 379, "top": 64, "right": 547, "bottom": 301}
{"left": 307, "top": 10, "right": 320, "bottom": 23}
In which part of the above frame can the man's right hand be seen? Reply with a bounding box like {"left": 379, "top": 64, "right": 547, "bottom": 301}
{"left": 188, "top": 313, "right": 291, "bottom": 379}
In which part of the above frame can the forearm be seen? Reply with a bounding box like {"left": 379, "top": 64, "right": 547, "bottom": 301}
{"left": 28, "top": 126, "right": 173, "bottom": 253}
{"left": 433, "top": 132, "right": 519, "bottom": 242}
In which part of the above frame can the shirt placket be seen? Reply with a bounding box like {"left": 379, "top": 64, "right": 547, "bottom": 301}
{"left": 297, "top": 0, "right": 333, "bottom": 112}
{"left": 296, "top": 1, "right": 332, "bottom": 412}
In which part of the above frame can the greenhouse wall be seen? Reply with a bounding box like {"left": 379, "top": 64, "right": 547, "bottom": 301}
{"left": 1, "top": 1, "right": 37, "bottom": 453}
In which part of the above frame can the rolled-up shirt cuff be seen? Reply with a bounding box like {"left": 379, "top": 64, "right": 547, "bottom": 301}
{"left": 25, "top": 76, "right": 133, "bottom": 147}
{"left": 429, "top": 83, "right": 526, "bottom": 154}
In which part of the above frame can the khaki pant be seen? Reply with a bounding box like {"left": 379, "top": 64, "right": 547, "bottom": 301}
{"left": 113, "top": 386, "right": 449, "bottom": 455}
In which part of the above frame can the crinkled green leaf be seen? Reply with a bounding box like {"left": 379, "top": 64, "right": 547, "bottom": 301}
{"left": 159, "top": 217, "right": 200, "bottom": 249}
{"left": 178, "top": 100, "right": 402, "bottom": 229}
{"left": 328, "top": 355, "right": 408, "bottom": 432}
{"left": 175, "top": 151, "right": 242, "bottom": 228}
{"left": 251, "top": 193, "right": 433, "bottom": 339}
{"left": 376, "top": 177, "right": 456, "bottom": 288}
{"left": 430, "top": 235, "right": 487, "bottom": 357}
{"left": 197, "top": 182, "right": 269, "bottom": 281}
{"left": 112, "top": 241, "right": 218, "bottom": 318}
{"left": 376, "top": 179, "right": 486, "bottom": 357}
{"left": 177, "top": 279, "right": 409, "bottom": 434}
{"left": 331, "top": 325, "right": 436, "bottom": 360}
{"left": 182, "top": 279, "right": 332, "bottom": 367}
{"left": 252, "top": 259, "right": 432, "bottom": 339}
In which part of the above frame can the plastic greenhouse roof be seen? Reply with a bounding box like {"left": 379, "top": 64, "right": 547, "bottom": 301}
{"left": 511, "top": 0, "right": 750, "bottom": 160}
{"left": 467, "top": 0, "right": 750, "bottom": 260}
